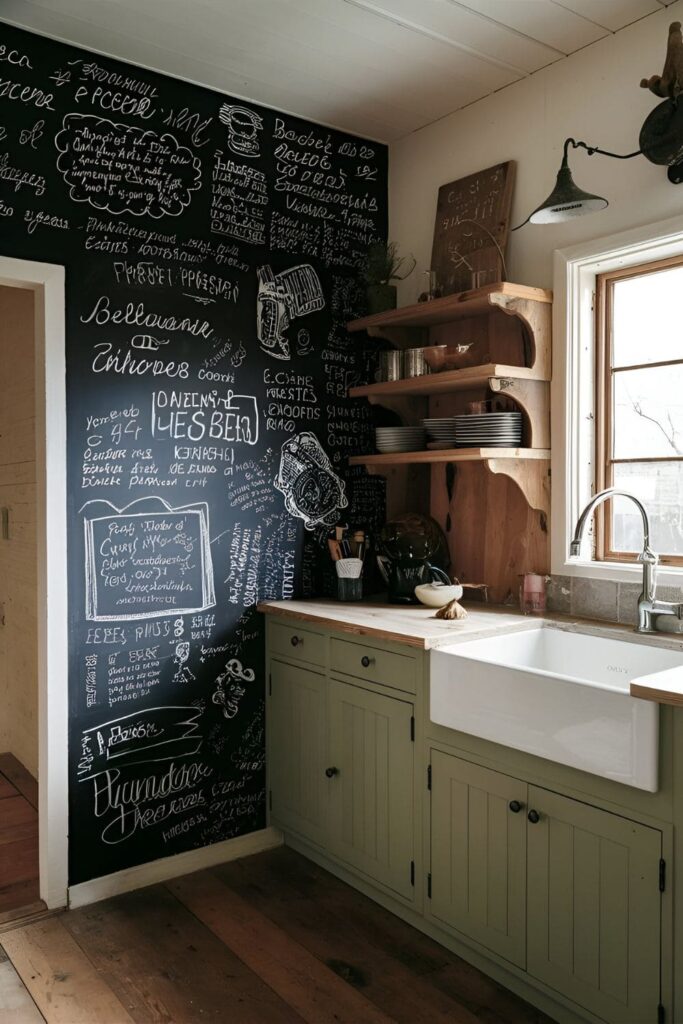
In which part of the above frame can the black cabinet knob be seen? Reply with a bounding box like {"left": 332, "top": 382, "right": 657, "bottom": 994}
{"left": 527, "top": 809, "right": 540, "bottom": 824}
{"left": 290, "top": 635, "right": 301, "bottom": 647}
{"left": 508, "top": 800, "right": 522, "bottom": 814}
{"left": 325, "top": 766, "right": 338, "bottom": 778}
{"left": 361, "top": 655, "right": 373, "bottom": 668}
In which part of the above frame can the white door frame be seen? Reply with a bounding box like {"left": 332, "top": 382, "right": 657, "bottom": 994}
{"left": 0, "top": 256, "right": 68, "bottom": 909}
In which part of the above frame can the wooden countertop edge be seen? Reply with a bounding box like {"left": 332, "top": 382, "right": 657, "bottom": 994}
{"left": 630, "top": 682, "right": 683, "bottom": 706}
{"left": 256, "top": 602, "right": 439, "bottom": 648}
{"left": 258, "top": 603, "right": 683, "bottom": 694}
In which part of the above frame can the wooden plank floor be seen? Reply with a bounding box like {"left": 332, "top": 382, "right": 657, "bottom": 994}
{"left": 0, "top": 755, "right": 40, "bottom": 917}
{"left": 0, "top": 847, "right": 557, "bottom": 1024}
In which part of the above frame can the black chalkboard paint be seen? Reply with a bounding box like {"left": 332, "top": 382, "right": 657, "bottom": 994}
{"left": 0, "top": 21, "right": 386, "bottom": 884}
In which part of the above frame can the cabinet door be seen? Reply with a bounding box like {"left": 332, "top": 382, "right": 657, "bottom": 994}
{"left": 527, "top": 786, "right": 661, "bottom": 1024}
{"left": 268, "top": 660, "right": 327, "bottom": 847}
{"left": 327, "top": 679, "right": 414, "bottom": 899}
{"left": 430, "top": 751, "right": 527, "bottom": 968}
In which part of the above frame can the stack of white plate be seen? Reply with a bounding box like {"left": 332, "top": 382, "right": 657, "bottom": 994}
{"left": 454, "top": 412, "right": 522, "bottom": 448}
{"left": 422, "top": 417, "right": 457, "bottom": 447}
{"left": 375, "top": 426, "right": 426, "bottom": 453}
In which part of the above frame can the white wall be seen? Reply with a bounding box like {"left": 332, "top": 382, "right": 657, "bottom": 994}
{"left": 0, "top": 285, "right": 38, "bottom": 779}
{"left": 389, "top": 1, "right": 683, "bottom": 301}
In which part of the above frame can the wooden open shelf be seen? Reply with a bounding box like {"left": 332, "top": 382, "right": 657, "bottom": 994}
{"left": 346, "top": 282, "right": 552, "bottom": 333}
{"left": 353, "top": 448, "right": 551, "bottom": 534}
{"left": 347, "top": 281, "right": 552, "bottom": 381}
{"left": 347, "top": 280, "right": 553, "bottom": 602}
{"left": 351, "top": 371, "right": 550, "bottom": 449}
{"left": 350, "top": 363, "right": 542, "bottom": 399}
{"left": 349, "top": 447, "right": 550, "bottom": 467}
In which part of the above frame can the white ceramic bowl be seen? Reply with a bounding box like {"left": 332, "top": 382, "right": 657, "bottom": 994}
{"left": 414, "top": 582, "right": 464, "bottom": 608}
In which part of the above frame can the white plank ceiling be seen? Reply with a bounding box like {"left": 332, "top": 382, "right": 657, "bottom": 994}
{"left": 0, "top": 0, "right": 676, "bottom": 140}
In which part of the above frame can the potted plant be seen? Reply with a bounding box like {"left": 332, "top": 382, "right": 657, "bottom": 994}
{"left": 362, "top": 242, "right": 415, "bottom": 314}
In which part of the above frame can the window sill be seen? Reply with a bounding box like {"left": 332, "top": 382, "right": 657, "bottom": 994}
{"left": 558, "top": 558, "right": 683, "bottom": 589}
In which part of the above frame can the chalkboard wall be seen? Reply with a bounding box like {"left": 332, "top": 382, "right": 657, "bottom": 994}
{"left": 0, "top": 21, "right": 387, "bottom": 884}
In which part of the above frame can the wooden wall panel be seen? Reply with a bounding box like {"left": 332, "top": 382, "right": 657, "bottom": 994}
{"left": 0, "top": 286, "right": 38, "bottom": 780}
{"left": 431, "top": 460, "right": 549, "bottom": 604}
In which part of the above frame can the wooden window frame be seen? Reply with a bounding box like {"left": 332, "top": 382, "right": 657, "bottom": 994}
{"left": 595, "top": 254, "right": 683, "bottom": 567}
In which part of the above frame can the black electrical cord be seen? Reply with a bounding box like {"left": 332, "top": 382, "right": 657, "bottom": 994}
{"left": 563, "top": 137, "right": 642, "bottom": 161}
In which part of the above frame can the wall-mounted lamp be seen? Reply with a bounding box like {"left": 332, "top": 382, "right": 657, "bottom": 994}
{"left": 514, "top": 95, "right": 683, "bottom": 229}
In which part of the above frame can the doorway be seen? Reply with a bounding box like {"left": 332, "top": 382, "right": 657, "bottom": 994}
{"left": 0, "top": 258, "right": 68, "bottom": 917}
{"left": 0, "top": 283, "right": 40, "bottom": 916}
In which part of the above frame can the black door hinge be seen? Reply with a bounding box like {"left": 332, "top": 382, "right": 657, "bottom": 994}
{"left": 410, "top": 716, "right": 415, "bottom": 741}
{"left": 268, "top": 789, "right": 272, "bottom": 812}
{"left": 427, "top": 764, "right": 432, "bottom": 790}
{"left": 268, "top": 673, "right": 272, "bottom": 696}
{"left": 410, "top": 860, "right": 415, "bottom": 886}
{"left": 427, "top": 872, "right": 432, "bottom": 898}
{"left": 659, "top": 858, "right": 666, "bottom": 892}
{"left": 657, "top": 1003, "right": 665, "bottom": 1024}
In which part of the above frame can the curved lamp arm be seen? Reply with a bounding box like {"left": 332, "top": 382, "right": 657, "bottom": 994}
{"left": 512, "top": 137, "right": 642, "bottom": 231}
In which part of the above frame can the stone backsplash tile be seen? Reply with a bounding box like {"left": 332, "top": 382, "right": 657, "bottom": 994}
{"left": 570, "top": 577, "right": 618, "bottom": 622}
{"left": 546, "top": 575, "right": 571, "bottom": 615}
{"left": 617, "top": 582, "right": 641, "bottom": 625}
{"left": 547, "top": 574, "right": 683, "bottom": 629}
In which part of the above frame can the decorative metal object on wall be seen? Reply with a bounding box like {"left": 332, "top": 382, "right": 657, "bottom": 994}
{"left": 515, "top": 21, "right": 683, "bottom": 227}
{"left": 430, "top": 161, "right": 515, "bottom": 295}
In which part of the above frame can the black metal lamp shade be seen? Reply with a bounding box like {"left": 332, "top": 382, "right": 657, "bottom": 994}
{"left": 528, "top": 154, "right": 608, "bottom": 224}
{"left": 514, "top": 110, "right": 683, "bottom": 230}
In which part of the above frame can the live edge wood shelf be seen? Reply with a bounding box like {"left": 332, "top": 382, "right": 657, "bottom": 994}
{"left": 346, "top": 281, "right": 552, "bottom": 382}
{"left": 346, "top": 281, "right": 552, "bottom": 603}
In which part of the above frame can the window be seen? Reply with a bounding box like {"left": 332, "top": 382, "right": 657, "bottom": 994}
{"left": 595, "top": 256, "right": 683, "bottom": 566}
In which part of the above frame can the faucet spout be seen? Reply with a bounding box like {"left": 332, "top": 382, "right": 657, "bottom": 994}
{"left": 570, "top": 488, "right": 652, "bottom": 558}
{"left": 569, "top": 488, "right": 668, "bottom": 633}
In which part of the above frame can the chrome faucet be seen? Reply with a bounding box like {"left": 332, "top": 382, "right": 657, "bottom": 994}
{"left": 570, "top": 487, "right": 683, "bottom": 633}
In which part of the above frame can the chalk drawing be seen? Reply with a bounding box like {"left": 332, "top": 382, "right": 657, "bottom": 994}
{"left": 296, "top": 327, "right": 313, "bottom": 356}
{"left": 256, "top": 263, "right": 324, "bottom": 360}
{"left": 78, "top": 705, "right": 202, "bottom": 778}
{"left": 275, "top": 431, "right": 347, "bottom": 530}
{"left": 212, "top": 658, "right": 255, "bottom": 720}
{"left": 173, "top": 641, "right": 195, "bottom": 683}
{"left": 55, "top": 113, "right": 201, "bottom": 218}
{"left": 81, "top": 496, "right": 216, "bottom": 621}
{"left": 218, "top": 104, "right": 263, "bottom": 158}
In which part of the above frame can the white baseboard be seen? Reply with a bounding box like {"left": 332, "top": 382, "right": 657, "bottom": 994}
{"left": 68, "top": 826, "right": 283, "bottom": 909}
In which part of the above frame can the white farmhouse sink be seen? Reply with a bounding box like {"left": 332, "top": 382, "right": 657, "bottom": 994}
{"left": 430, "top": 626, "right": 683, "bottom": 791}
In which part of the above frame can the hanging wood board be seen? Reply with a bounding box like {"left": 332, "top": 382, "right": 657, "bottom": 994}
{"left": 431, "top": 161, "right": 516, "bottom": 296}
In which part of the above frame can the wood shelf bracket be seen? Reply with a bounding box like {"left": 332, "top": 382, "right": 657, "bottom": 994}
{"left": 485, "top": 458, "right": 550, "bottom": 519}
{"left": 489, "top": 377, "right": 550, "bottom": 449}
{"left": 489, "top": 295, "right": 551, "bottom": 380}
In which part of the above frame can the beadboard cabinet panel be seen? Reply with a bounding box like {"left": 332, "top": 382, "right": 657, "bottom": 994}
{"left": 269, "top": 661, "right": 328, "bottom": 848}
{"left": 327, "top": 679, "right": 415, "bottom": 899}
{"left": 430, "top": 750, "right": 527, "bottom": 968}
{"left": 527, "top": 786, "right": 662, "bottom": 1024}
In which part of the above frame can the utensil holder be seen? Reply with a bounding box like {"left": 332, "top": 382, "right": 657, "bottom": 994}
{"left": 336, "top": 577, "right": 363, "bottom": 602}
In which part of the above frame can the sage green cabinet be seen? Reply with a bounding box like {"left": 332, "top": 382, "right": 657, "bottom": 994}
{"left": 430, "top": 750, "right": 527, "bottom": 967}
{"left": 327, "top": 679, "right": 415, "bottom": 899}
{"left": 267, "top": 642, "right": 416, "bottom": 900}
{"left": 527, "top": 786, "right": 662, "bottom": 1024}
{"left": 268, "top": 660, "right": 327, "bottom": 848}
{"left": 430, "top": 750, "right": 663, "bottom": 1023}
{"left": 265, "top": 613, "right": 673, "bottom": 1024}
